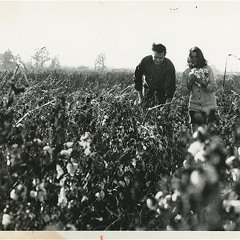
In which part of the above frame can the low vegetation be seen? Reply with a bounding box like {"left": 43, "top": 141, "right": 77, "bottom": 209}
{"left": 0, "top": 69, "right": 240, "bottom": 230}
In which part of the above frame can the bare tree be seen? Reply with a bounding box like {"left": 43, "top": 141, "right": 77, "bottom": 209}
{"left": 49, "top": 56, "right": 61, "bottom": 70}
{"left": 31, "top": 47, "right": 51, "bottom": 70}
{"left": 95, "top": 53, "right": 106, "bottom": 71}
{"left": 0, "top": 49, "right": 16, "bottom": 71}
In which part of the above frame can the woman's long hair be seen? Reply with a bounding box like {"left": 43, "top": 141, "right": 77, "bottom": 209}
{"left": 188, "top": 46, "right": 207, "bottom": 68}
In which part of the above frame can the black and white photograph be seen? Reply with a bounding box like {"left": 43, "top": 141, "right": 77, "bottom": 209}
{"left": 0, "top": 0, "right": 240, "bottom": 239}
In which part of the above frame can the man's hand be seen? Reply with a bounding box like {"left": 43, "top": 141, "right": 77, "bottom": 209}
{"left": 164, "top": 104, "right": 170, "bottom": 115}
{"left": 138, "top": 90, "right": 144, "bottom": 105}
{"left": 163, "top": 98, "right": 172, "bottom": 116}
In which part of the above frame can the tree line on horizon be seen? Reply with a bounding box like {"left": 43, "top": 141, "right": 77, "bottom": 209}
{"left": 0, "top": 49, "right": 110, "bottom": 73}
{"left": 0, "top": 48, "right": 228, "bottom": 76}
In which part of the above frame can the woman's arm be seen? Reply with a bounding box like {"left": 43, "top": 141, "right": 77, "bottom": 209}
{"left": 181, "top": 70, "right": 193, "bottom": 95}
{"left": 203, "top": 66, "right": 217, "bottom": 92}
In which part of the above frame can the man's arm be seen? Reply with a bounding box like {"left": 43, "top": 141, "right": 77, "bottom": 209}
{"left": 165, "top": 60, "right": 176, "bottom": 99}
{"left": 134, "top": 59, "right": 145, "bottom": 103}
{"left": 164, "top": 61, "right": 176, "bottom": 114}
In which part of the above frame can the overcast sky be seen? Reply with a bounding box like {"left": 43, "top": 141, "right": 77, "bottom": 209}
{"left": 1, "top": 1, "right": 240, "bottom": 72}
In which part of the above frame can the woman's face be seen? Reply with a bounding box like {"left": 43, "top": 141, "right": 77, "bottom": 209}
{"left": 189, "top": 51, "right": 198, "bottom": 67}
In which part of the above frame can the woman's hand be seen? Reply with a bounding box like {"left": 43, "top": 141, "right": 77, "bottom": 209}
{"left": 188, "top": 72, "right": 196, "bottom": 84}
{"left": 195, "top": 77, "right": 204, "bottom": 85}
{"left": 195, "top": 77, "right": 208, "bottom": 87}
{"left": 187, "top": 72, "right": 196, "bottom": 89}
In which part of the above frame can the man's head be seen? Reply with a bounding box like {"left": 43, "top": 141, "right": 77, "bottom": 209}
{"left": 152, "top": 43, "right": 166, "bottom": 65}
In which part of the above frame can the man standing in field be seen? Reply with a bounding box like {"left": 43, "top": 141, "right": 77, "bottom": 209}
{"left": 134, "top": 43, "right": 176, "bottom": 114}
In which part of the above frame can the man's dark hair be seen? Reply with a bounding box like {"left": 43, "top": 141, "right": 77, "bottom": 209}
{"left": 152, "top": 43, "right": 167, "bottom": 54}
{"left": 188, "top": 46, "right": 207, "bottom": 68}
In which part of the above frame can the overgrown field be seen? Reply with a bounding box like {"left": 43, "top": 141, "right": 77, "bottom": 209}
{"left": 0, "top": 69, "right": 240, "bottom": 230}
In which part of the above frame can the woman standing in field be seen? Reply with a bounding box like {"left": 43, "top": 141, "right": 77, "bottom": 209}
{"left": 181, "top": 46, "right": 218, "bottom": 133}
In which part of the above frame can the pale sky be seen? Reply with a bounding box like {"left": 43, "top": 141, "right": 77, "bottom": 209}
{"left": 1, "top": 1, "right": 240, "bottom": 72}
